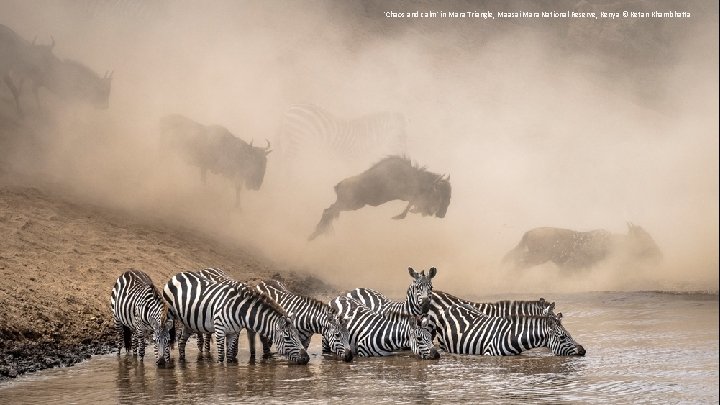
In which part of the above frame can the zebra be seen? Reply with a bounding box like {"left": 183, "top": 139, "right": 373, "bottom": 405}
{"left": 110, "top": 270, "right": 175, "bottom": 365}
{"left": 345, "top": 267, "right": 437, "bottom": 317}
{"left": 256, "top": 279, "right": 354, "bottom": 362}
{"left": 328, "top": 296, "right": 439, "bottom": 359}
{"left": 163, "top": 271, "right": 309, "bottom": 364}
{"left": 433, "top": 302, "right": 586, "bottom": 356}
{"left": 276, "top": 103, "right": 407, "bottom": 165}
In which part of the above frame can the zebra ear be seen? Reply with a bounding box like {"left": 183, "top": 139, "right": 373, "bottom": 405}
{"left": 408, "top": 267, "right": 418, "bottom": 279}
{"left": 428, "top": 267, "right": 437, "bottom": 279}
{"left": 556, "top": 312, "right": 563, "bottom": 321}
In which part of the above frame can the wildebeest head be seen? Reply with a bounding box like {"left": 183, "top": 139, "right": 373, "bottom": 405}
{"left": 415, "top": 174, "right": 451, "bottom": 218}
{"left": 625, "top": 222, "right": 662, "bottom": 262}
{"left": 242, "top": 139, "right": 272, "bottom": 190}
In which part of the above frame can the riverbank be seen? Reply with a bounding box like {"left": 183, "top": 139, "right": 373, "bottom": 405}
{"left": 0, "top": 184, "right": 333, "bottom": 381}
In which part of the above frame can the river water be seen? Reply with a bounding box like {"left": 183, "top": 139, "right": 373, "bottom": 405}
{"left": 0, "top": 291, "right": 717, "bottom": 404}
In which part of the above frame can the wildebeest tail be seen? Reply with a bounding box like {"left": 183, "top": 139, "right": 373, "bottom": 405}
{"left": 122, "top": 325, "right": 132, "bottom": 351}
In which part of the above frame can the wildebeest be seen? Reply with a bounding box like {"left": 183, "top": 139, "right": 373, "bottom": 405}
{"left": 308, "top": 155, "right": 451, "bottom": 240}
{"left": 502, "top": 223, "right": 662, "bottom": 270}
{"left": 1, "top": 24, "right": 57, "bottom": 116}
{"left": 159, "top": 114, "right": 272, "bottom": 208}
{"left": 0, "top": 24, "right": 112, "bottom": 115}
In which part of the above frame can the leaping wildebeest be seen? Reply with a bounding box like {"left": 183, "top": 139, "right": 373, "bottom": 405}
{"left": 308, "top": 155, "right": 451, "bottom": 240}
{"left": 159, "top": 114, "right": 272, "bottom": 208}
{"left": 502, "top": 223, "right": 662, "bottom": 270}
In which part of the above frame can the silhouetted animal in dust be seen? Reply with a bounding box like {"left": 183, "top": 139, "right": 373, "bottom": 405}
{"left": 308, "top": 155, "right": 451, "bottom": 240}
{"left": 502, "top": 223, "right": 662, "bottom": 270}
{"left": 159, "top": 114, "right": 272, "bottom": 209}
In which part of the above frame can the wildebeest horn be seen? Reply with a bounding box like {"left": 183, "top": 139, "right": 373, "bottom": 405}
{"left": 265, "top": 139, "right": 271, "bottom": 150}
{"left": 249, "top": 139, "right": 253, "bottom": 147}
{"left": 49, "top": 35, "right": 55, "bottom": 50}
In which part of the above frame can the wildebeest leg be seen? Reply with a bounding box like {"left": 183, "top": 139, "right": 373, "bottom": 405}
{"left": 199, "top": 167, "right": 207, "bottom": 184}
{"left": 308, "top": 202, "right": 341, "bottom": 241}
{"left": 3, "top": 74, "right": 22, "bottom": 117}
{"left": 235, "top": 184, "right": 242, "bottom": 209}
{"left": 392, "top": 202, "right": 412, "bottom": 220}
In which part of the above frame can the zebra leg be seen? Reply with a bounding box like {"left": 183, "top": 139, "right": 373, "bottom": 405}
{"left": 178, "top": 327, "right": 193, "bottom": 361}
{"left": 246, "top": 330, "right": 257, "bottom": 359}
{"left": 137, "top": 330, "right": 146, "bottom": 360}
{"left": 308, "top": 203, "right": 341, "bottom": 241}
{"left": 225, "top": 334, "right": 239, "bottom": 363}
{"left": 115, "top": 319, "right": 125, "bottom": 355}
{"left": 196, "top": 333, "right": 204, "bottom": 353}
{"left": 215, "top": 329, "right": 226, "bottom": 363}
{"left": 392, "top": 202, "right": 412, "bottom": 219}
{"left": 204, "top": 333, "right": 212, "bottom": 352}
{"left": 260, "top": 334, "right": 273, "bottom": 359}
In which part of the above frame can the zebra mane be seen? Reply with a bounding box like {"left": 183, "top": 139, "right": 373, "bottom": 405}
{"left": 238, "top": 286, "right": 289, "bottom": 318}
{"left": 262, "top": 280, "right": 335, "bottom": 315}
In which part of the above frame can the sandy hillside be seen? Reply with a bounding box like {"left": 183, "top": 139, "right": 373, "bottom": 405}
{"left": 0, "top": 180, "right": 332, "bottom": 379}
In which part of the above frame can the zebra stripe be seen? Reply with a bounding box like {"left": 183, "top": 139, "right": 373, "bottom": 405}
{"left": 432, "top": 290, "right": 550, "bottom": 317}
{"left": 433, "top": 302, "right": 586, "bottom": 356}
{"left": 345, "top": 267, "right": 437, "bottom": 317}
{"left": 328, "top": 296, "right": 439, "bottom": 359}
{"left": 257, "top": 280, "right": 354, "bottom": 362}
{"left": 277, "top": 103, "right": 407, "bottom": 162}
{"left": 110, "top": 270, "right": 175, "bottom": 365}
{"left": 163, "top": 271, "right": 309, "bottom": 364}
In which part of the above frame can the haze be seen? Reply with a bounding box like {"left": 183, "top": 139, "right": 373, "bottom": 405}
{"left": 0, "top": 0, "right": 717, "bottom": 297}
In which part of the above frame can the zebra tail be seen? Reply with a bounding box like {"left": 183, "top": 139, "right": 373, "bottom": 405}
{"left": 169, "top": 325, "right": 177, "bottom": 349}
{"left": 122, "top": 325, "right": 132, "bottom": 351}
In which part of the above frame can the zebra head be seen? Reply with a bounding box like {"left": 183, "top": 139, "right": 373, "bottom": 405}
{"left": 272, "top": 313, "right": 310, "bottom": 365}
{"left": 149, "top": 300, "right": 175, "bottom": 365}
{"left": 323, "top": 310, "right": 354, "bottom": 362}
{"left": 544, "top": 303, "right": 586, "bottom": 356}
{"left": 408, "top": 267, "right": 437, "bottom": 314}
{"left": 408, "top": 315, "right": 440, "bottom": 360}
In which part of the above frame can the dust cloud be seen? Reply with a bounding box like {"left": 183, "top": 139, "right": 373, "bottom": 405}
{"left": 0, "top": 0, "right": 716, "bottom": 297}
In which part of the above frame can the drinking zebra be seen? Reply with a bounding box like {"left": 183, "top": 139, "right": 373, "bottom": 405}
{"left": 433, "top": 302, "right": 586, "bottom": 356}
{"left": 345, "top": 267, "right": 437, "bottom": 316}
{"left": 328, "top": 296, "right": 439, "bottom": 359}
{"left": 276, "top": 103, "right": 407, "bottom": 165}
{"left": 256, "top": 279, "right": 354, "bottom": 362}
{"left": 163, "top": 271, "right": 309, "bottom": 364}
{"left": 110, "top": 270, "right": 175, "bottom": 365}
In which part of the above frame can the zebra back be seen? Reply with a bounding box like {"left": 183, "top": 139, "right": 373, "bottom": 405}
{"left": 432, "top": 290, "right": 549, "bottom": 317}
{"left": 110, "top": 269, "right": 175, "bottom": 365}
{"left": 329, "top": 296, "right": 438, "bottom": 359}
{"left": 257, "top": 280, "right": 353, "bottom": 361}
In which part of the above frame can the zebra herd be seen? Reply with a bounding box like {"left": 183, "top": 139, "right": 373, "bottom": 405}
{"left": 110, "top": 266, "right": 585, "bottom": 366}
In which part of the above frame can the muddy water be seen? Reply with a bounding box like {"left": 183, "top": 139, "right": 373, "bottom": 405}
{"left": 0, "top": 291, "right": 717, "bottom": 404}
